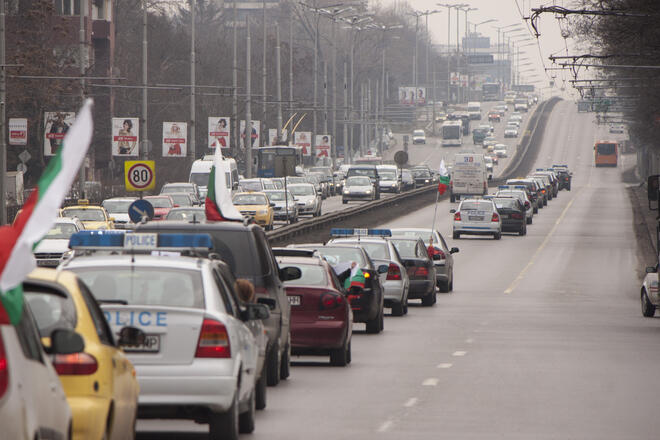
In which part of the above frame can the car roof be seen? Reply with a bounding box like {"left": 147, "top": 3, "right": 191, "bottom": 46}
{"left": 63, "top": 253, "right": 209, "bottom": 269}
{"left": 276, "top": 255, "right": 324, "bottom": 266}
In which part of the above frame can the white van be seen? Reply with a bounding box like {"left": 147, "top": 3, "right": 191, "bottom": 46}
{"left": 467, "top": 102, "right": 482, "bottom": 120}
{"left": 450, "top": 152, "right": 488, "bottom": 202}
{"left": 189, "top": 155, "right": 238, "bottom": 199}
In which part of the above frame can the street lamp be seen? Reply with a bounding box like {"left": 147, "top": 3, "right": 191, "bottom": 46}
{"left": 458, "top": 6, "right": 477, "bottom": 102}
{"left": 406, "top": 9, "right": 442, "bottom": 90}
{"left": 437, "top": 3, "right": 469, "bottom": 103}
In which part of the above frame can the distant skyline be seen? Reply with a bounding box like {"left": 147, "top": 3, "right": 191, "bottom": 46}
{"left": 373, "top": 0, "right": 581, "bottom": 97}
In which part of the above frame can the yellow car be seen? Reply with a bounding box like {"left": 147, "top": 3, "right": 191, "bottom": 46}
{"left": 24, "top": 268, "right": 140, "bottom": 440}
{"left": 232, "top": 191, "right": 275, "bottom": 230}
{"left": 61, "top": 200, "right": 115, "bottom": 230}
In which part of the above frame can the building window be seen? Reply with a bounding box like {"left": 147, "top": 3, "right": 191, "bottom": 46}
{"left": 56, "top": 0, "right": 82, "bottom": 16}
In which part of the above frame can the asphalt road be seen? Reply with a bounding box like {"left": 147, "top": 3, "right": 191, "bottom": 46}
{"left": 138, "top": 101, "right": 659, "bottom": 439}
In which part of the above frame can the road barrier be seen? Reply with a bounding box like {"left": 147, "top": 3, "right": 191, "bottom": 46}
{"left": 266, "top": 98, "right": 561, "bottom": 246}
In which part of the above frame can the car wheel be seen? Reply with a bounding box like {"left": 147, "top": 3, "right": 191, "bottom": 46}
{"left": 255, "top": 362, "right": 267, "bottom": 410}
{"left": 533, "top": 207, "right": 538, "bottom": 214}
{"left": 365, "top": 310, "right": 383, "bottom": 334}
{"left": 238, "top": 391, "right": 256, "bottom": 434}
{"left": 642, "top": 289, "right": 656, "bottom": 317}
{"left": 453, "top": 232, "right": 460, "bottom": 239}
{"left": 526, "top": 216, "right": 532, "bottom": 225}
{"left": 346, "top": 341, "right": 352, "bottom": 364}
{"left": 209, "top": 393, "right": 239, "bottom": 440}
{"left": 438, "top": 280, "right": 449, "bottom": 293}
{"left": 448, "top": 277, "right": 454, "bottom": 292}
{"left": 494, "top": 232, "right": 501, "bottom": 240}
{"left": 421, "top": 289, "right": 435, "bottom": 306}
{"left": 403, "top": 302, "right": 408, "bottom": 315}
{"left": 280, "top": 342, "right": 290, "bottom": 380}
{"left": 266, "top": 344, "right": 281, "bottom": 386}
{"left": 519, "top": 225, "right": 526, "bottom": 236}
{"left": 330, "top": 342, "right": 349, "bottom": 366}
{"left": 391, "top": 301, "right": 404, "bottom": 316}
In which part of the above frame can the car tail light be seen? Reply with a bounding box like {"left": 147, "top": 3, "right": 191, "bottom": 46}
{"left": 524, "top": 201, "right": 530, "bottom": 209}
{"left": 414, "top": 267, "right": 429, "bottom": 278}
{"left": 53, "top": 353, "right": 98, "bottom": 375}
{"left": 541, "top": 189, "right": 546, "bottom": 194}
{"left": 195, "top": 319, "right": 231, "bottom": 358}
{"left": 454, "top": 211, "right": 461, "bottom": 221}
{"left": 386, "top": 263, "right": 402, "bottom": 280}
{"left": 491, "top": 212, "right": 500, "bottom": 222}
{"left": 512, "top": 213, "right": 523, "bottom": 219}
{"left": 320, "top": 292, "right": 344, "bottom": 310}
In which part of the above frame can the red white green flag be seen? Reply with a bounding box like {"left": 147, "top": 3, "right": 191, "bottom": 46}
{"left": 438, "top": 159, "right": 450, "bottom": 195}
{"left": 204, "top": 143, "right": 243, "bottom": 221}
{"left": 0, "top": 100, "right": 94, "bottom": 324}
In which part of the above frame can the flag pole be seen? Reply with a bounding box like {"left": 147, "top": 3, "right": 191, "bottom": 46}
{"left": 431, "top": 189, "right": 440, "bottom": 237}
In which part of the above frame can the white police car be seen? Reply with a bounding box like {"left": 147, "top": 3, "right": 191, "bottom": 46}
{"left": 60, "top": 231, "right": 270, "bottom": 440}
{"left": 641, "top": 264, "right": 659, "bottom": 317}
{"left": 451, "top": 198, "right": 502, "bottom": 240}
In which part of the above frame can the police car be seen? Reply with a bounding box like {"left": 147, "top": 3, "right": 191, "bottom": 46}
{"left": 60, "top": 231, "right": 270, "bottom": 440}
{"left": 641, "top": 264, "right": 659, "bottom": 317}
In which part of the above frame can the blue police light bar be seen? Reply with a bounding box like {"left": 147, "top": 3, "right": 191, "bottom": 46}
{"left": 536, "top": 168, "right": 545, "bottom": 171}
{"left": 69, "top": 231, "right": 213, "bottom": 251}
{"left": 552, "top": 164, "right": 568, "bottom": 168}
{"left": 513, "top": 185, "right": 527, "bottom": 189}
{"left": 330, "top": 228, "right": 392, "bottom": 237}
{"left": 497, "top": 185, "right": 511, "bottom": 190}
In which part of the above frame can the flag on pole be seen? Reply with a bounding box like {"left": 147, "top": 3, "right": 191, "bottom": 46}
{"left": 204, "top": 145, "right": 243, "bottom": 222}
{"left": 437, "top": 159, "right": 450, "bottom": 195}
{"left": 0, "top": 99, "right": 94, "bottom": 325}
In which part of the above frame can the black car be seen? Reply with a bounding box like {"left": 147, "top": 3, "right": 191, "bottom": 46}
{"left": 492, "top": 196, "right": 527, "bottom": 236}
{"left": 552, "top": 166, "right": 572, "bottom": 191}
{"left": 401, "top": 170, "right": 417, "bottom": 191}
{"left": 410, "top": 167, "right": 433, "bottom": 186}
{"left": 293, "top": 244, "right": 385, "bottom": 334}
{"left": 388, "top": 237, "right": 436, "bottom": 306}
{"left": 136, "top": 220, "right": 302, "bottom": 387}
{"left": 346, "top": 165, "right": 381, "bottom": 199}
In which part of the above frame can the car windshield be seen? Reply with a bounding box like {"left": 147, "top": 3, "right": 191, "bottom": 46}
{"left": 411, "top": 169, "right": 431, "bottom": 178}
{"left": 494, "top": 198, "right": 519, "bottom": 209}
{"left": 334, "top": 241, "right": 390, "bottom": 260}
{"left": 284, "top": 264, "right": 328, "bottom": 286}
{"left": 265, "top": 191, "right": 293, "bottom": 202}
{"left": 413, "top": 130, "right": 425, "bottom": 136}
{"left": 389, "top": 239, "right": 419, "bottom": 258}
{"left": 379, "top": 171, "right": 397, "bottom": 180}
{"left": 145, "top": 197, "right": 173, "bottom": 208}
{"left": 44, "top": 223, "right": 78, "bottom": 239}
{"left": 62, "top": 208, "right": 105, "bottom": 221}
{"left": 24, "top": 289, "right": 77, "bottom": 337}
{"left": 289, "top": 185, "right": 315, "bottom": 196}
{"left": 162, "top": 185, "right": 192, "bottom": 194}
{"left": 460, "top": 201, "right": 493, "bottom": 211}
{"left": 190, "top": 173, "right": 209, "bottom": 186}
{"left": 73, "top": 267, "right": 205, "bottom": 308}
{"left": 346, "top": 176, "right": 371, "bottom": 186}
{"left": 103, "top": 200, "right": 134, "bottom": 213}
{"left": 233, "top": 194, "right": 268, "bottom": 205}
{"left": 347, "top": 168, "right": 375, "bottom": 178}
{"left": 314, "top": 247, "right": 367, "bottom": 267}
{"left": 169, "top": 194, "right": 192, "bottom": 206}
{"left": 166, "top": 209, "right": 206, "bottom": 221}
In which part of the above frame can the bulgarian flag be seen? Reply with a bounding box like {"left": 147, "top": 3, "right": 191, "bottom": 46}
{"left": 438, "top": 159, "right": 450, "bottom": 195}
{"left": 0, "top": 100, "right": 94, "bottom": 325}
{"left": 204, "top": 143, "right": 243, "bottom": 221}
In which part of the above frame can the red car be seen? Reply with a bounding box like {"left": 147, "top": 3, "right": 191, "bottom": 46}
{"left": 488, "top": 112, "right": 501, "bottom": 122}
{"left": 144, "top": 195, "right": 176, "bottom": 220}
{"left": 277, "top": 256, "right": 353, "bottom": 366}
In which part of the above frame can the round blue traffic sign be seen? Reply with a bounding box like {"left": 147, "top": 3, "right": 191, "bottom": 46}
{"left": 128, "top": 199, "right": 155, "bottom": 223}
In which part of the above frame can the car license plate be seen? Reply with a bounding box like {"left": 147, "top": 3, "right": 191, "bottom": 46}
{"left": 500, "top": 214, "right": 509, "bottom": 219}
{"left": 468, "top": 216, "right": 484, "bottom": 221}
{"left": 121, "top": 334, "right": 160, "bottom": 353}
{"left": 288, "top": 296, "right": 301, "bottom": 306}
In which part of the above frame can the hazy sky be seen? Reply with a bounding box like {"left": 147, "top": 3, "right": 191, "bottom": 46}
{"left": 374, "top": 0, "right": 581, "bottom": 97}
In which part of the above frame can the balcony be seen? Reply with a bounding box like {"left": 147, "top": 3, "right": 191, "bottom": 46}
{"left": 92, "top": 19, "right": 110, "bottom": 40}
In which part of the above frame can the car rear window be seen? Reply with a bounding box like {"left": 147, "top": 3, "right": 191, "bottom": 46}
{"left": 24, "top": 285, "right": 77, "bottom": 338}
{"left": 314, "top": 247, "right": 366, "bottom": 267}
{"left": 460, "top": 201, "right": 493, "bottom": 211}
{"left": 284, "top": 264, "right": 327, "bottom": 286}
{"left": 71, "top": 267, "right": 205, "bottom": 309}
{"left": 494, "top": 198, "right": 519, "bottom": 209}
{"left": 389, "top": 239, "right": 419, "bottom": 258}
{"left": 333, "top": 241, "right": 390, "bottom": 260}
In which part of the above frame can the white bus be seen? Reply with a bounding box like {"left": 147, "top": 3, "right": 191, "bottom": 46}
{"left": 441, "top": 121, "right": 463, "bottom": 147}
{"left": 467, "top": 102, "right": 482, "bottom": 120}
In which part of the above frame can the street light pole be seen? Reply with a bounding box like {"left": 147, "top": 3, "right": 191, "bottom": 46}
{"left": 142, "top": 0, "right": 148, "bottom": 160}
{"left": 275, "top": 25, "right": 282, "bottom": 141}
{"left": 78, "top": 0, "right": 87, "bottom": 198}
{"left": 0, "top": 0, "right": 5, "bottom": 224}
{"left": 245, "top": 17, "right": 252, "bottom": 178}
{"left": 190, "top": 0, "right": 196, "bottom": 160}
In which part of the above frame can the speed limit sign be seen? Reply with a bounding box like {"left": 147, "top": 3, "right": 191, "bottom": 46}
{"left": 124, "top": 160, "right": 156, "bottom": 192}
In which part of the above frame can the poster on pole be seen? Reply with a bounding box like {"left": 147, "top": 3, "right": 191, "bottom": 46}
{"left": 268, "top": 128, "right": 288, "bottom": 146}
{"left": 111, "top": 117, "right": 139, "bottom": 157}
{"left": 9, "top": 118, "right": 27, "bottom": 146}
{"left": 460, "top": 75, "right": 469, "bottom": 88}
{"left": 240, "top": 120, "right": 261, "bottom": 148}
{"left": 415, "top": 87, "right": 426, "bottom": 105}
{"left": 294, "top": 131, "right": 311, "bottom": 156}
{"left": 162, "top": 122, "right": 187, "bottom": 157}
{"left": 208, "top": 117, "right": 230, "bottom": 149}
{"left": 450, "top": 72, "right": 459, "bottom": 85}
{"left": 44, "top": 112, "right": 75, "bottom": 156}
{"left": 315, "top": 135, "right": 331, "bottom": 159}
{"left": 398, "top": 86, "right": 416, "bottom": 105}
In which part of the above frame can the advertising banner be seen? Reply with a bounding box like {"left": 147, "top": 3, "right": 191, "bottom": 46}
{"left": 208, "top": 117, "right": 231, "bottom": 149}
{"left": 294, "top": 131, "right": 312, "bottom": 156}
{"left": 460, "top": 75, "right": 469, "bottom": 87}
{"left": 268, "top": 128, "right": 288, "bottom": 146}
{"left": 450, "top": 72, "right": 459, "bottom": 85}
{"left": 162, "top": 122, "right": 187, "bottom": 157}
{"left": 240, "top": 120, "right": 261, "bottom": 148}
{"left": 398, "top": 86, "right": 416, "bottom": 105}
{"left": 111, "top": 117, "right": 139, "bottom": 157}
{"left": 9, "top": 118, "right": 27, "bottom": 146}
{"left": 315, "top": 135, "right": 331, "bottom": 159}
{"left": 415, "top": 87, "right": 426, "bottom": 105}
{"left": 44, "top": 112, "right": 75, "bottom": 156}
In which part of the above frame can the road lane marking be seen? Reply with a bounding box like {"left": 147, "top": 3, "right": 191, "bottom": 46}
{"left": 422, "top": 378, "right": 439, "bottom": 386}
{"left": 437, "top": 363, "right": 453, "bottom": 369}
{"left": 466, "top": 338, "right": 474, "bottom": 344}
{"left": 452, "top": 351, "right": 466, "bottom": 357}
{"left": 503, "top": 194, "right": 577, "bottom": 295}
{"left": 378, "top": 421, "right": 393, "bottom": 433}
{"left": 404, "top": 398, "right": 418, "bottom": 408}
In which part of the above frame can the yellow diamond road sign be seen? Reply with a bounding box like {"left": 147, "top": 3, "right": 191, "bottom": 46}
{"left": 124, "top": 160, "right": 155, "bottom": 192}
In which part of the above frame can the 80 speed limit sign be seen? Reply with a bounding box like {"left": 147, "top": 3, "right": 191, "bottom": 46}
{"left": 124, "top": 160, "right": 156, "bottom": 192}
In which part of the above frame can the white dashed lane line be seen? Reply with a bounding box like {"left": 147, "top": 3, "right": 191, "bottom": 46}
{"left": 404, "top": 398, "right": 418, "bottom": 408}
{"left": 422, "top": 378, "right": 439, "bottom": 386}
{"left": 452, "top": 351, "right": 467, "bottom": 357}
{"left": 437, "top": 363, "right": 453, "bottom": 369}
{"left": 377, "top": 420, "right": 394, "bottom": 433}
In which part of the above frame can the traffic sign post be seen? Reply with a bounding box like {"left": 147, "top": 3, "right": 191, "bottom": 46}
{"left": 124, "top": 160, "right": 156, "bottom": 192}
{"left": 128, "top": 199, "right": 155, "bottom": 223}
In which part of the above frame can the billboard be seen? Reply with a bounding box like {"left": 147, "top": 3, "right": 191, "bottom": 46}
{"left": 162, "top": 122, "right": 187, "bottom": 157}
{"left": 44, "top": 112, "right": 75, "bottom": 156}
{"left": 240, "top": 120, "right": 261, "bottom": 148}
{"left": 9, "top": 118, "right": 27, "bottom": 146}
{"left": 294, "top": 131, "right": 312, "bottom": 156}
{"left": 268, "top": 128, "right": 288, "bottom": 146}
{"left": 467, "top": 54, "right": 494, "bottom": 65}
{"left": 315, "top": 135, "right": 331, "bottom": 159}
{"left": 111, "top": 118, "right": 140, "bottom": 157}
{"left": 399, "top": 86, "right": 426, "bottom": 105}
{"left": 208, "top": 117, "right": 230, "bottom": 149}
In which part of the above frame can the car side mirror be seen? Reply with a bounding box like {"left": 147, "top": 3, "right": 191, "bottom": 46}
{"left": 117, "top": 326, "right": 147, "bottom": 347}
{"left": 49, "top": 328, "right": 85, "bottom": 355}
{"left": 243, "top": 303, "right": 270, "bottom": 321}
{"left": 647, "top": 175, "right": 659, "bottom": 202}
{"left": 377, "top": 264, "right": 389, "bottom": 274}
{"left": 646, "top": 266, "right": 658, "bottom": 274}
{"left": 257, "top": 297, "right": 277, "bottom": 310}
{"left": 450, "top": 209, "right": 456, "bottom": 213}
{"left": 279, "top": 266, "right": 302, "bottom": 281}
{"left": 270, "top": 203, "right": 276, "bottom": 207}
